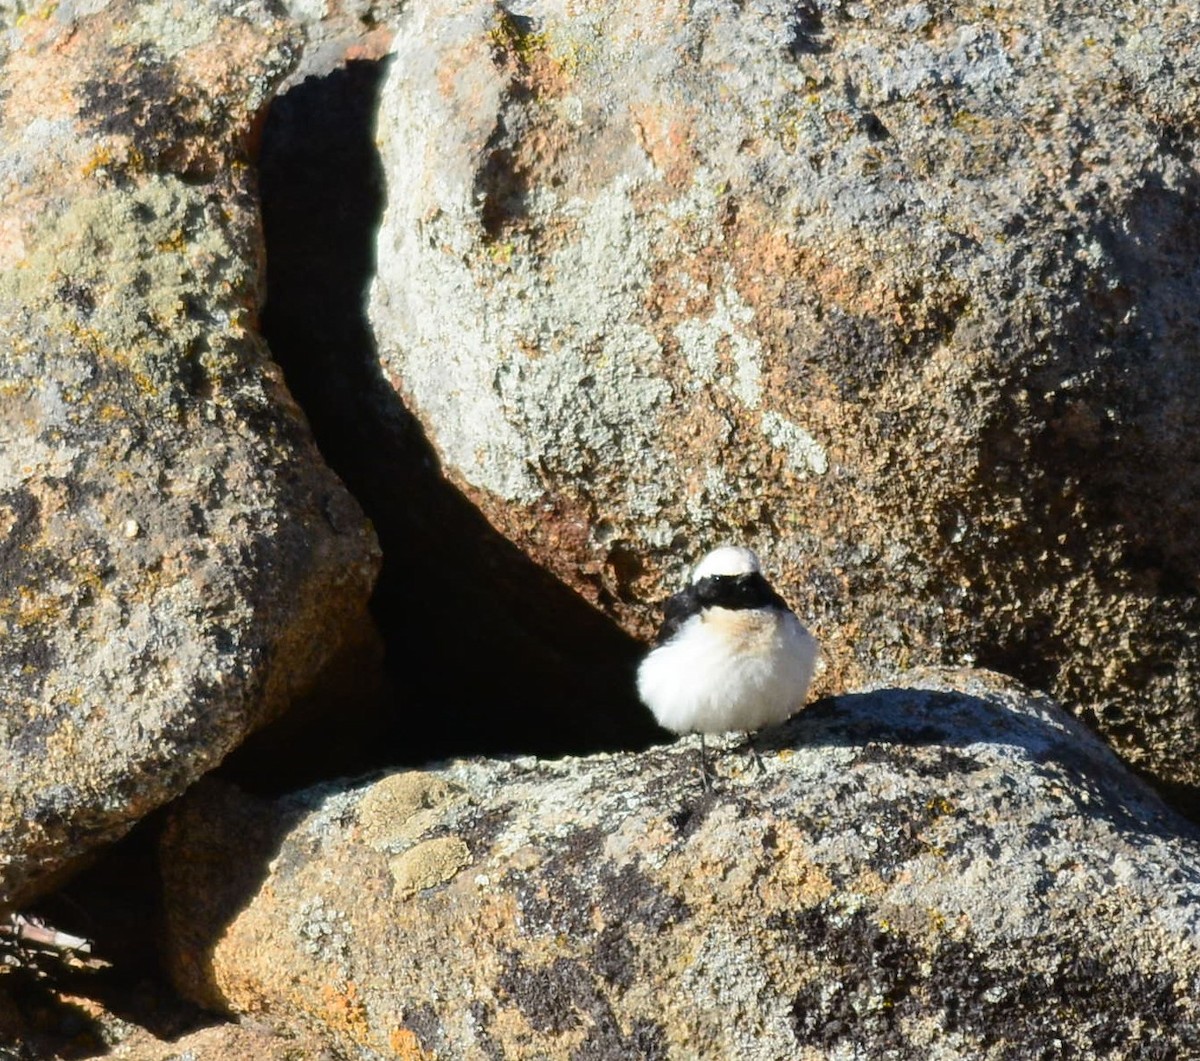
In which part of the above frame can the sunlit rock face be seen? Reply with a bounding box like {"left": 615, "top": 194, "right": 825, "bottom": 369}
{"left": 368, "top": 0, "right": 1200, "bottom": 796}
{"left": 0, "top": 0, "right": 380, "bottom": 907}
{"left": 162, "top": 670, "right": 1200, "bottom": 1059}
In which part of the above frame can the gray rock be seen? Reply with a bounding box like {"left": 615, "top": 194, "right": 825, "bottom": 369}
{"left": 162, "top": 669, "right": 1200, "bottom": 1059}
{"left": 0, "top": 0, "right": 380, "bottom": 906}
{"left": 275, "top": 0, "right": 396, "bottom": 85}
{"left": 368, "top": 0, "right": 1200, "bottom": 796}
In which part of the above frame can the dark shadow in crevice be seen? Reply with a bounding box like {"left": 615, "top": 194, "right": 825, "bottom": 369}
{"left": 228, "top": 58, "right": 662, "bottom": 794}
{"left": 10, "top": 810, "right": 224, "bottom": 1058}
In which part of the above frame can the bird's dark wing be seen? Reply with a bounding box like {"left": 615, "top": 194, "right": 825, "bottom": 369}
{"left": 655, "top": 586, "right": 701, "bottom": 644}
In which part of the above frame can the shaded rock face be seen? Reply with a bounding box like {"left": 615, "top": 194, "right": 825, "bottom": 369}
{"left": 0, "top": 970, "right": 305, "bottom": 1061}
{"left": 368, "top": 0, "right": 1200, "bottom": 795}
{"left": 0, "top": 1, "right": 380, "bottom": 907}
{"left": 255, "top": 54, "right": 664, "bottom": 767}
{"left": 162, "top": 670, "right": 1200, "bottom": 1059}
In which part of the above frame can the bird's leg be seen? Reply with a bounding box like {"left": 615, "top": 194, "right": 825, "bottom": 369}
{"left": 750, "top": 734, "right": 767, "bottom": 776}
{"left": 698, "top": 733, "right": 715, "bottom": 792}
{"left": 734, "top": 731, "right": 767, "bottom": 775}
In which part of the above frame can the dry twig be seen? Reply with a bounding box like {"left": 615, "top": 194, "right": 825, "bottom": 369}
{"left": 1, "top": 912, "right": 92, "bottom": 956}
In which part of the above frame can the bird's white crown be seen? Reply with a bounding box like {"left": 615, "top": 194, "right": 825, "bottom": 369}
{"left": 691, "top": 545, "right": 762, "bottom": 583}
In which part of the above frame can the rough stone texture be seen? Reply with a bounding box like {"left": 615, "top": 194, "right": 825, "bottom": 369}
{"left": 368, "top": 0, "right": 1200, "bottom": 797}
{"left": 0, "top": 1, "right": 380, "bottom": 907}
{"left": 0, "top": 980, "right": 333, "bottom": 1061}
{"left": 101, "top": 1019, "right": 335, "bottom": 1061}
{"left": 275, "top": 0, "right": 396, "bottom": 84}
{"left": 162, "top": 669, "right": 1200, "bottom": 1059}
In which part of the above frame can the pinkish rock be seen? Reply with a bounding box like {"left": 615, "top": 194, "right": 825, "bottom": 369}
{"left": 0, "top": 0, "right": 380, "bottom": 907}
{"left": 368, "top": 0, "right": 1200, "bottom": 797}
{"left": 161, "top": 670, "right": 1200, "bottom": 1059}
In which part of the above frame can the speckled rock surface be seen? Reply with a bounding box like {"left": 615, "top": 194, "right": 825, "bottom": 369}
{"left": 369, "top": 0, "right": 1200, "bottom": 796}
{"left": 275, "top": 0, "right": 396, "bottom": 83}
{"left": 0, "top": 1, "right": 380, "bottom": 907}
{"left": 162, "top": 669, "right": 1200, "bottom": 1059}
{"left": 101, "top": 1019, "right": 334, "bottom": 1061}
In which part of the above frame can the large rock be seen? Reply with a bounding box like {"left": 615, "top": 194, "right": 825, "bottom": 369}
{"left": 162, "top": 669, "right": 1200, "bottom": 1058}
{"left": 368, "top": 0, "right": 1200, "bottom": 795}
{"left": 0, "top": 1, "right": 380, "bottom": 906}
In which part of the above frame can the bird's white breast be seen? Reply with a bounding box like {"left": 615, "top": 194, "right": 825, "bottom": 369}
{"left": 636, "top": 606, "right": 817, "bottom": 735}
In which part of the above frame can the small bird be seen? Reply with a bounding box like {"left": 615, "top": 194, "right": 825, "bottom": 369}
{"left": 637, "top": 545, "right": 818, "bottom": 788}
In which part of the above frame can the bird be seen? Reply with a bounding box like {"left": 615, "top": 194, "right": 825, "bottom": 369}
{"left": 636, "top": 545, "right": 819, "bottom": 788}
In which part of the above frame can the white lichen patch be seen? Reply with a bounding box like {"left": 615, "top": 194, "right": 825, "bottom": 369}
{"left": 673, "top": 317, "right": 720, "bottom": 381}
{"left": 676, "top": 923, "right": 800, "bottom": 1058}
{"left": 498, "top": 321, "right": 670, "bottom": 482}
{"left": 116, "top": 2, "right": 222, "bottom": 58}
{"left": 0, "top": 437, "right": 80, "bottom": 492}
{"left": 664, "top": 166, "right": 724, "bottom": 226}
{"left": 291, "top": 895, "right": 351, "bottom": 972}
{"left": 673, "top": 282, "right": 764, "bottom": 408}
{"left": 761, "top": 410, "right": 828, "bottom": 476}
{"left": 545, "top": 176, "right": 653, "bottom": 331}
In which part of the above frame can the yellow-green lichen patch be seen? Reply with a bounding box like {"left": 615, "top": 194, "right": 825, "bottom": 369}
{"left": 0, "top": 175, "right": 256, "bottom": 414}
{"left": 486, "top": 9, "right": 583, "bottom": 86}
{"left": 357, "top": 772, "right": 467, "bottom": 850}
{"left": 388, "top": 836, "right": 472, "bottom": 900}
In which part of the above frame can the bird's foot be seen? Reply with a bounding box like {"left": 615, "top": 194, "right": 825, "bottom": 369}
{"left": 730, "top": 731, "right": 769, "bottom": 776}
